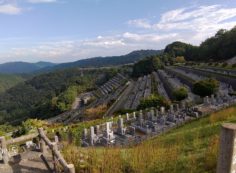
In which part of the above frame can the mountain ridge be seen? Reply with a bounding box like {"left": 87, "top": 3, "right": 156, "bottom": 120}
{"left": 0, "top": 61, "right": 56, "bottom": 74}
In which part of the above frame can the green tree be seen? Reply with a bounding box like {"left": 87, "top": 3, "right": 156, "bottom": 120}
{"left": 138, "top": 94, "right": 170, "bottom": 110}
{"left": 173, "top": 87, "right": 188, "bottom": 101}
{"left": 193, "top": 79, "right": 219, "bottom": 97}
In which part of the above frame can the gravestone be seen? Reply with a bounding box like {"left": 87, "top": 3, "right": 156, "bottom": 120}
{"left": 90, "top": 126, "right": 95, "bottom": 146}
{"left": 126, "top": 113, "right": 130, "bottom": 121}
{"left": 139, "top": 111, "right": 144, "bottom": 126}
{"left": 160, "top": 107, "right": 165, "bottom": 114}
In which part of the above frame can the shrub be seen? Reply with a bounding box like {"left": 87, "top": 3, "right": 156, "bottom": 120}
{"left": 232, "top": 63, "right": 236, "bottom": 68}
{"left": 173, "top": 87, "right": 188, "bottom": 101}
{"left": 138, "top": 94, "right": 170, "bottom": 110}
{"left": 175, "top": 56, "right": 186, "bottom": 63}
{"left": 84, "top": 104, "right": 108, "bottom": 119}
{"left": 193, "top": 79, "right": 219, "bottom": 97}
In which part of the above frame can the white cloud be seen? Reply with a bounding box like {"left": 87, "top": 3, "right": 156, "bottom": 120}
{"left": 0, "top": 31, "right": 180, "bottom": 63}
{"left": 127, "top": 19, "right": 152, "bottom": 29}
{"left": 128, "top": 5, "right": 236, "bottom": 44}
{"left": 0, "top": 4, "right": 22, "bottom": 15}
{"left": 27, "top": 0, "right": 57, "bottom": 3}
{"left": 1, "top": 4, "right": 236, "bottom": 63}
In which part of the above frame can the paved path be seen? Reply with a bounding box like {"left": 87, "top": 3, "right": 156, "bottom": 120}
{"left": 0, "top": 151, "right": 52, "bottom": 173}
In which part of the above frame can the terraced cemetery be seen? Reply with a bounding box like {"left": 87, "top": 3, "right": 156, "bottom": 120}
{"left": 2, "top": 63, "right": 235, "bottom": 173}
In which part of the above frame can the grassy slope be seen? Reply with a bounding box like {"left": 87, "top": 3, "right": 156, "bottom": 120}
{"left": 0, "top": 74, "right": 24, "bottom": 93}
{"left": 63, "top": 106, "right": 236, "bottom": 173}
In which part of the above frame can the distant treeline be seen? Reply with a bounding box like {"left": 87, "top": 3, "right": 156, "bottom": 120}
{"left": 164, "top": 26, "right": 236, "bottom": 61}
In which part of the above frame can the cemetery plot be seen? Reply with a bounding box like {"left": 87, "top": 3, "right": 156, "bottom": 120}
{"left": 122, "top": 75, "right": 152, "bottom": 110}
{"left": 94, "top": 73, "right": 127, "bottom": 97}
{"left": 179, "top": 66, "right": 236, "bottom": 90}
{"left": 176, "top": 66, "right": 234, "bottom": 95}
{"left": 152, "top": 71, "right": 169, "bottom": 100}
{"left": 48, "top": 74, "right": 128, "bottom": 124}
{"left": 81, "top": 94, "right": 236, "bottom": 147}
{"left": 200, "top": 66, "right": 236, "bottom": 76}
{"left": 157, "top": 69, "right": 196, "bottom": 102}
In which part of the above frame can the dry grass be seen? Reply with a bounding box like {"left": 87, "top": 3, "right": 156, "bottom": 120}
{"left": 209, "top": 107, "right": 236, "bottom": 123}
{"left": 84, "top": 104, "right": 108, "bottom": 120}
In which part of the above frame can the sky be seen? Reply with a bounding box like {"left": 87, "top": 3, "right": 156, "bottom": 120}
{"left": 0, "top": 0, "right": 236, "bottom": 63}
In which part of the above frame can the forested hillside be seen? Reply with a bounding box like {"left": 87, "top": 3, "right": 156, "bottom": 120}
{"left": 39, "top": 50, "right": 162, "bottom": 72}
{"left": 0, "top": 74, "right": 25, "bottom": 93}
{"left": 164, "top": 26, "right": 236, "bottom": 62}
{"left": 0, "top": 68, "right": 118, "bottom": 124}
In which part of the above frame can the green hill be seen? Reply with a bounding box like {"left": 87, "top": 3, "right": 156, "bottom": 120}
{"left": 0, "top": 74, "right": 24, "bottom": 93}
{"left": 164, "top": 26, "right": 236, "bottom": 62}
{"left": 0, "top": 67, "right": 119, "bottom": 124}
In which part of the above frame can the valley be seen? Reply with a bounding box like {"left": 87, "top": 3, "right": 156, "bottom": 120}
{"left": 0, "top": 23, "right": 235, "bottom": 173}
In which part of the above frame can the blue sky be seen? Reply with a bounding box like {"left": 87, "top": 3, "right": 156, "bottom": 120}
{"left": 0, "top": 0, "right": 236, "bottom": 63}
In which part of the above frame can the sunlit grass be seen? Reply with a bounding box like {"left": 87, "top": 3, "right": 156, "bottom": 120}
{"left": 62, "top": 105, "right": 236, "bottom": 173}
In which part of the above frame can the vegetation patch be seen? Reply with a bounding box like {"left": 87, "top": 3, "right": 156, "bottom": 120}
{"left": 137, "top": 94, "right": 170, "bottom": 110}
{"left": 173, "top": 87, "right": 188, "bottom": 101}
{"left": 193, "top": 78, "right": 219, "bottom": 97}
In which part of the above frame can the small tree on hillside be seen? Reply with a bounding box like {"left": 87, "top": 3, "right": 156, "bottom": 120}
{"left": 173, "top": 87, "right": 188, "bottom": 101}
{"left": 193, "top": 79, "right": 219, "bottom": 97}
{"left": 175, "top": 56, "right": 186, "bottom": 63}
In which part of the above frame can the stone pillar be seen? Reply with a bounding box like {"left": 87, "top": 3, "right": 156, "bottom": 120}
{"left": 139, "top": 110, "right": 143, "bottom": 126}
{"left": 160, "top": 107, "right": 165, "bottom": 114}
{"left": 156, "top": 109, "right": 159, "bottom": 117}
{"left": 133, "top": 112, "right": 136, "bottom": 119}
{"left": 181, "top": 101, "right": 186, "bottom": 109}
{"left": 54, "top": 135, "right": 59, "bottom": 144}
{"left": 118, "top": 118, "right": 124, "bottom": 135}
{"left": 66, "top": 164, "right": 75, "bottom": 173}
{"left": 90, "top": 126, "right": 95, "bottom": 146}
{"left": 95, "top": 125, "right": 100, "bottom": 135}
{"left": 176, "top": 104, "right": 179, "bottom": 112}
{"left": 217, "top": 123, "right": 236, "bottom": 173}
{"left": 83, "top": 128, "right": 88, "bottom": 139}
{"left": 205, "top": 96, "right": 209, "bottom": 105}
{"left": 38, "top": 128, "right": 47, "bottom": 155}
{"left": 105, "top": 122, "right": 110, "bottom": 138}
{"left": 126, "top": 113, "right": 129, "bottom": 121}
{"left": 170, "top": 105, "right": 174, "bottom": 113}
{"left": 211, "top": 94, "right": 215, "bottom": 104}
{"left": 0, "top": 137, "right": 9, "bottom": 164}
{"left": 151, "top": 108, "right": 155, "bottom": 121}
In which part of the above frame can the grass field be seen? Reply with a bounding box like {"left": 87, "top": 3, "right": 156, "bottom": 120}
{"left": 62, "top": 106, "right": 236, "bottom": 173}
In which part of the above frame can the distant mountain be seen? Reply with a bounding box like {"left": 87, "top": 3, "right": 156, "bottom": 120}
{"left": 35, "top": 61, "right": 56, "bottom": 68}
{"left": 39, "top": 50, "right": 163, "bottom": 72}
{"left": 0, "top": 61, "right": 56, "bottom": 74}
